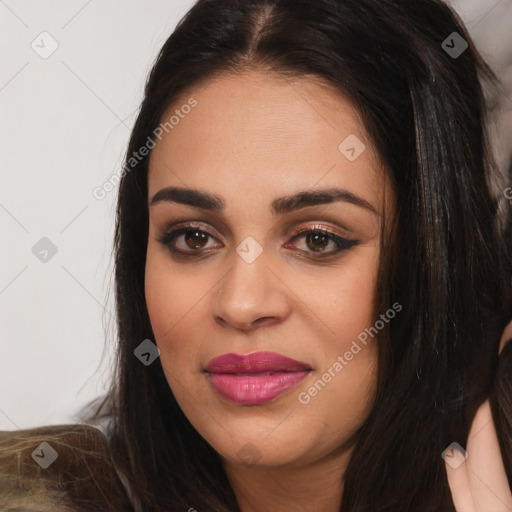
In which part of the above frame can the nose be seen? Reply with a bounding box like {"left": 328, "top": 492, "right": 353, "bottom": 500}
{"left": 212, "top": 255, "right": 291, "bottom": 332}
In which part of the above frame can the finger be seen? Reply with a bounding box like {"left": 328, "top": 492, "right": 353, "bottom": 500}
{"left": 466, "top": 400, "right": 512, "bottom": 511}
{"left": 444, "top": 442, "right": 474, "bottom": 512}
{"left": 498, "top": 319, "right": 512, "bottom": 355}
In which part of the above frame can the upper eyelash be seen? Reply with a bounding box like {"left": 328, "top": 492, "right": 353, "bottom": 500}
{"left": 157, "top": 222, "right": 357, "bottom": 257}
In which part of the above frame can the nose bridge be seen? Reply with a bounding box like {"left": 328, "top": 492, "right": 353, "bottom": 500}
{"left": 213, "top": 244, "right": 289, "bottom": 329}
{"left": 220, "top": 244, "right": 270, "bottom": 310}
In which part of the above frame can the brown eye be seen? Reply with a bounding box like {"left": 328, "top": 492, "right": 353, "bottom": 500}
{"left": 286, "top": 227, "right": 358, "bottom": 258}
{"left": 158, "top": 227, "right": 219, "bottom": 255}
{"left": 183, "top": 230, "right": 209, "bottom": 250}
{"left": 305, "top": 232, "right": 330, "bottom": 252}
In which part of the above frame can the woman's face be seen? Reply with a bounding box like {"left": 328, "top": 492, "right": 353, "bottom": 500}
{"left": 145, "top": 70, "right": 393, "bottom": 469}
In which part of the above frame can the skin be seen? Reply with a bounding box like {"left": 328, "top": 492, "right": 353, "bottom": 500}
{"left": 144, "top": 69, "right": 512, "bottom": 511}
{"left": 145, "top": 69, "right": 390, "bottom": 512}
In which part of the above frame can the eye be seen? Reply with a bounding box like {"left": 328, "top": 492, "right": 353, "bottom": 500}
{"left": 157, "top": 222, "right": 358, "bottom": 259}
{"left": 285, "top": 225, "right": 358, "bottom": 258}
{"left": 157, "top": 222, "right": 221, "bottom": 256}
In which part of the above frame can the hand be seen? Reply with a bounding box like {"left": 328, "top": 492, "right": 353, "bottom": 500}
{"left": 445, "top": 320, "right": 512, "bottom": 511}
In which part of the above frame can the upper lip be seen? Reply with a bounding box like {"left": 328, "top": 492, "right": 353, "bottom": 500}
{"left": 205, "top": 351, "right": 312, "bottom": 374}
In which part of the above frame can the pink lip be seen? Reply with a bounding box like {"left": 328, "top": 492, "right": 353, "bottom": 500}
{"left": 205, "top": 351, "right": 311, "bottom": 405}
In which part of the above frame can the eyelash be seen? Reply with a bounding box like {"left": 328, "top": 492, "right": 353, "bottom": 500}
{"left": 157, "top": 221, "right": 358, "bottom": 260}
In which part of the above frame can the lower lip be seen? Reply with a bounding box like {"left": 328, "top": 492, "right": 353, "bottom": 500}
{"left": 207, "top": 371, "right": 310, "bottom": 405}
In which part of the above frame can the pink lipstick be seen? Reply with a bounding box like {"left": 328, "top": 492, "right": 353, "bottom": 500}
{"left": 205, "top": 351, "right": 311, "bottom": 405}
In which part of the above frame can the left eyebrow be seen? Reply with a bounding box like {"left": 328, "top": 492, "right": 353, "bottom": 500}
{"left": 271, "top": 187, "right": 379, "bottom": 216}
{"left": 149, "top": 186, "right": 379, "bottom": 217}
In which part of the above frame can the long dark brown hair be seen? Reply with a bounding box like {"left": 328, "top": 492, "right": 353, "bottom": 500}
{"left": 83, "top": 0, "right": 512, "bottom": 510}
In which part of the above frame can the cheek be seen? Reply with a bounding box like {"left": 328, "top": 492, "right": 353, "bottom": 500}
{"left": 306, "top": 248, "right": 379, "bottom": 342}
{"left": 144, "top": 248, "right": 218, "bottom": 384}
{"left": 296, "top": 249, "right": 380, "bottom": 422}
{"left": 144, "top": 250, "right": 204, "bottom": 343}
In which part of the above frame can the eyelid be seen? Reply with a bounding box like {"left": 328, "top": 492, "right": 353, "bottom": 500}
{"left": 288, "top": 222, "right": 351, "bottom": 240}
{"left": 161, "top": 220, "right": 224, "bottom": 240}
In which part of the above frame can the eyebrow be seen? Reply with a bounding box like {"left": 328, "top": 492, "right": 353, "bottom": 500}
{"left": 149, "top": 186, "right": 379, "bottom": 216}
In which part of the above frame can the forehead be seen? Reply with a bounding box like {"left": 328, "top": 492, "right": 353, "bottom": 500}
{"left": 148, "top": 70, "right": 387, "bottom": 210}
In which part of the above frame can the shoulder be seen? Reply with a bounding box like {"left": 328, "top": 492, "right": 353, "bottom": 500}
{"left": 0, "top": 423, "right": 135, "bottom": 511}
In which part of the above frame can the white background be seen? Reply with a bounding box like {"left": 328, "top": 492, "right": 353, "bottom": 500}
{"left": 1, "top": 0, "right": 511, "bottom": 430}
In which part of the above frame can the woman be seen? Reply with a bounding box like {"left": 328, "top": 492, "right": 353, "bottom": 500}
{"left": 1, "top": 0, "right": 512, "bottom": 510}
